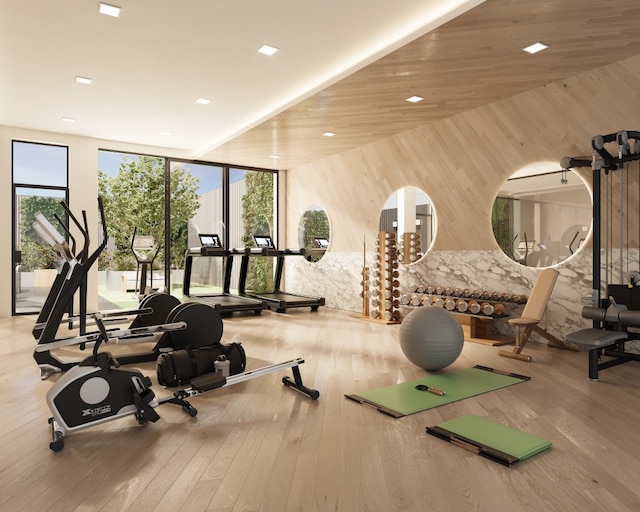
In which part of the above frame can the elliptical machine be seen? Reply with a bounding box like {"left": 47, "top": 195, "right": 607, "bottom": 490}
{"left": 31, "top": 198, "right": 213, "bottom": 378}
{"left": 130, "top": 227, "right": 161, "bottom": 299}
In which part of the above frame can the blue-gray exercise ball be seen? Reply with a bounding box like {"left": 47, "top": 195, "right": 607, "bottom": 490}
{"left": 399, "top": 307, "right": 464, "bottom": 371}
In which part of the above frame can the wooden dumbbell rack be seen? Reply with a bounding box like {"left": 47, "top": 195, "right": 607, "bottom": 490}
{"left": 353, "top": 237, "right": 371, "bottom": 321}
{"left": 353, "top": 233, "right": 401, "bottom": 324}
{"left": 360, "top": 251, "right": 370, "bottom": 318}
{"left": 401, "top": 232, "right": 422, "bottom": 265}
{"left": 400, "top": 284, "right": 528, "bottom": 345}
{"left": 369, "top": 232, "right": 401, "bottom": 324}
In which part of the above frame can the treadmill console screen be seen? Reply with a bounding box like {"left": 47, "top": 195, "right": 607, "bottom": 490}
{"left": 253, "top": 235, "right": 275, "bottom": 249}
{"left": 199, "top": 234, "right": 222, "bottom": 248}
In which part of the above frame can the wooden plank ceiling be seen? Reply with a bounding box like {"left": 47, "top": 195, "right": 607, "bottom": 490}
{"left": 198, "top": 0, "right": 640, "bottom": 171}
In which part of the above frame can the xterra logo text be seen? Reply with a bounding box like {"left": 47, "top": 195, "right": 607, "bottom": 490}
{"left": 81, "top": 405, "right": 111, "bottom": 417}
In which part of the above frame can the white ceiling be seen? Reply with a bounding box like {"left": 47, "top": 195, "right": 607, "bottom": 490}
{"left": 0, "top": 0, "right": 482, "bottom": 160}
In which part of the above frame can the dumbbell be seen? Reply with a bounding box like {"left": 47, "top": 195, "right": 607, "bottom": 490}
{"left": 432, "top": 296, "right": 445, "bottom": 308}
{"left": 456, "top": 299, "right": 468, "bottom": 313}
{"left": 384, "top": 289, "right": 400, "bottom": 299}
{"left": 468, "top": 300, "right": 481, "bottom": 314}
{"left": 481, "top": 302, "right": 494, "bottom": 315}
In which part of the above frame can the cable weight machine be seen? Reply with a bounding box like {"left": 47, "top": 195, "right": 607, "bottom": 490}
{"left": 561, "top": 130, "right": 640, "bottom": 306}
{"left": 563, "top": 130, "right": 640, "bottom": 379}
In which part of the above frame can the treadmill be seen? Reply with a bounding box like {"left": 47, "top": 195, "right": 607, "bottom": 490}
{"left": 183, "top": 234, "right": 266, "bottom": 315}
{"left": 236, "top": 235, "right": 325, "bottom": 313}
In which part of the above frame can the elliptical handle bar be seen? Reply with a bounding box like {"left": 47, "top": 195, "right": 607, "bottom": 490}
{"left": 59, "top": 201, "right": 90, "bottom": 263}
{"left": 52, "top": 213, "right": 78, "bottom": 260}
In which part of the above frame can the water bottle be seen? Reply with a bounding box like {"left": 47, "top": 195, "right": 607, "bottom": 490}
{"left": 214, "top": 354, "right": 230, "bottom": 377}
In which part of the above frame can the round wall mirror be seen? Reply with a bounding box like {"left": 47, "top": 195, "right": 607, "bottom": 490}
{"left": 298, "top": 204, "right": 330, "bottom": 262}
{"left": 379, "top": 187, "right": 436, "bottom": 264}
{"left": 492, "top": 162, "right": 592, "bottom": 267}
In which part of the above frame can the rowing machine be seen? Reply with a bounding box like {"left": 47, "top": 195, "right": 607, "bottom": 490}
{"left": 45, "top": 349, "right": 319, "bottom": 451}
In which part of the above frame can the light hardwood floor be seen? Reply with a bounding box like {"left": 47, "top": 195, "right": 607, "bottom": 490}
{"left": 2, "top": 308, "right": 640, "bottom": 512}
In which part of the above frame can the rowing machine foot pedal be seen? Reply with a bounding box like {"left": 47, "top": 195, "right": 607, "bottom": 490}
{"left": 190, "top": 372, "right": 227, "bottom": 393}
{"left": 134, "top": 388, "right": 160, "bottom": 423}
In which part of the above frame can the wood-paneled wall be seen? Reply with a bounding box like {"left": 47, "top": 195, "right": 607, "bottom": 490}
{"left": 281, "top": 52, "right": 640, "bottom": 332}
{"left": 284, "top": 53, "right": 640, "bottom": 255}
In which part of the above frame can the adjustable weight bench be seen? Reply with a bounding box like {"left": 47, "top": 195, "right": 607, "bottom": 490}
{"left": 499, "top": 268, "right": 577, "bottom": 362}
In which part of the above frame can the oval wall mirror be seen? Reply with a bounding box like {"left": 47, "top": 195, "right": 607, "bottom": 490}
{"left": 379, "top": 187, "right": 436, "bottom": 264}
{"left": 492, "top": 163, "right": 592, "bottom": 267}
{"left": 298, "top": 204, "right": 330, "bottom": 262}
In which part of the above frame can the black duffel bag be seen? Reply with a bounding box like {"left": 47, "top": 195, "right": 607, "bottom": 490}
{"left": 157, "top": 342, "right": 246, "bottom": 387}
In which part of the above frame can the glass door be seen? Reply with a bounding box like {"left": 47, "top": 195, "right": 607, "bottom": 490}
{"left": 12, "top": 140, "right": 68, "bottom": 315}
{"left": 14, "top": 187, "right": 68, "bottom": 314}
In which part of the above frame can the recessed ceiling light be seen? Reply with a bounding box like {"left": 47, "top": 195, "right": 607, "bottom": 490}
{"left": 406, "top": 95, "right": 424, "bottom": 103}
{"left": 258, "top": 44, "right": 279, "bottom": 56}
{"left": 195, "top": 98, "right": 210, "bottom": 105}
{"left": 323, "top": 132, "right": 336, "bottom": 137}
{"left": 61, "top": 117, "right": 75, "bottom": 123}
{"left": 98, "top": 2, "right": 121, "bottom": 17}
{"left": 160, "top": 131, "right": 172, "bottom": 136}
{"left": 75, "top": 76, "right": 92, "bottom": 85}
{"left": 523, "top": 42, "right": 548, "bottom": 54}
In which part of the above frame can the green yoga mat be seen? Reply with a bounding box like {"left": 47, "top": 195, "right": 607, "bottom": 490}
{"left": 345, "top": 365, "right": 529, "bottom": 418}
{"left": 426, "top": 414, "right": 552, "bottom": 467}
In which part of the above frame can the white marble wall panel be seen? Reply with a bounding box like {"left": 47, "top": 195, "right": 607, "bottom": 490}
{"left": 284, "top": 248, "right": 640, "bottom": 343}
{"left": 284, "top": 252, "right": 365, "bottom": 311}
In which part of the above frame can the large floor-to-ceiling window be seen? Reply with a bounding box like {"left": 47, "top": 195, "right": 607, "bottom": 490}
{"left": 168, "top": 160, "right": 223, "bottom": 298}
{"left": 168, "top": 161, "right": 277, "bottom": 299}
{"left": 229, "top": 167, "right": 277, "bottom": 293}
{"left": 12, "top": 145, "right": 277, "bottom": 316}
{"left": 98, "top": 151, "right": 168, "bottom": 309}
{"left": 95, "top": 151, "right": 277, "bottom": 309}
{"left": 12, "top": 141, "right": 69, "bottom": 315}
